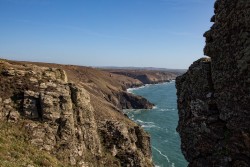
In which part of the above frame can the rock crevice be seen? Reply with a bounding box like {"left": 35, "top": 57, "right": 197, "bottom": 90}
{"left": 176, "top": 0, "right": 250, "bottom": 166}
{"left": 0, "top": 61, "right": 153, "bottom": 166}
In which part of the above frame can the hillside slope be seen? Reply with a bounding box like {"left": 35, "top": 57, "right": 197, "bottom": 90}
{"left": 0, "top": 59, "right": 155, "bottom": 167}
{"left": 104, "top": 69, "right": 176, "bottom": 84}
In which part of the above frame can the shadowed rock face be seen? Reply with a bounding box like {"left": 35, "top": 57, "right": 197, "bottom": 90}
{"left": 0, "top": 60, "right": 153, "bottom": 166}
{"left": 176, "top": 0, "right": 250, "bottom": 166}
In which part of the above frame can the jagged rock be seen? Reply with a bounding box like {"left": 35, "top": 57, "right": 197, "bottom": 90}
{"left": 8, "top": 110, "right": 20, "bottom": 122}
{"left": 176, "top": 0, "right": 250, "bottom": 166}
{"left": 23, "top": 90, "right": 40, "bottom": 119}
{"left": 118, "top": 92, "right": 154, "bottom": 109}
{"left": 0, "top": 62, "right": 154, "bottom": 166}
{"left": 99, "top": 120, "right": 152, "bottom": 167}
{"left": 3, "top": 98, "right": 12, "bottom": 104}
{"left": 2, "top": 68, "right": 15, "bottom": 76}
{"left": 176, "top": 58, "right": 225, "bottom": 164}
{"left": 29, "top": 77, "right": 38, "bottom": 83}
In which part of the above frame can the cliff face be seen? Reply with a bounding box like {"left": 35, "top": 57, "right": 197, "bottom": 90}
{"left": 0, "top": 60, "right": 153, "bottom": 167}
{"left": 27, "top": 62, "right": 155, "bottom": 111}
{"left": 176, "top": 0, "right": 250, "bottom": 166}
{"left": 105, "top": 70, "right": 177, "bottom": 84}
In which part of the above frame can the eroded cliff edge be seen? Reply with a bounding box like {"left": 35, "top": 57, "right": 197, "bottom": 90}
{"left": 176, "top": 0, "right": 250, "bottom": 166}
{"left": 0, "top": 60, "right": 153, "bottom": 167}
{"left": 105, "top": 69, "right": 176, "bottom": 85}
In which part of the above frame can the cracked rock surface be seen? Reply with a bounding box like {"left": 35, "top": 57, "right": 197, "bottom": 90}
{"left": 0, "top": 60, "right": 153, "bottom": 167}
{"left": 176, "top": 0, "right": 250, "bottom": 166}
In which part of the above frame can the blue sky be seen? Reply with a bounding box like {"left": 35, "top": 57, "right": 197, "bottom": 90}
{"left": 0, "top": 0, "right": 214, "bottom": 69}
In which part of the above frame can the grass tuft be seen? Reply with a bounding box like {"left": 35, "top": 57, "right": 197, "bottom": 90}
{"left": 0, "top": 122, "right": 64, "bottom": 167}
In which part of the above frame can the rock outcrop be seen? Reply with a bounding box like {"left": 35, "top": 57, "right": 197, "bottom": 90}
{"left": 106, "top": 70, "right": 176, "bottom": 84}
{"left": 176, "top": 0, "right": 250, "bottom": 166}
{"left": 0, "top": 60, "right": 153, "bottom": 166}
{"left": 118, "top": 92, "right": 154, "bottom": 109}
{"left": 103, "top": 90, "right": 154, "bottom": 110}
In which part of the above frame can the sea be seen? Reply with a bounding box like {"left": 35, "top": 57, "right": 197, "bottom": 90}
{"left": 124, "top": 81, "right": 188, "bottom": 167}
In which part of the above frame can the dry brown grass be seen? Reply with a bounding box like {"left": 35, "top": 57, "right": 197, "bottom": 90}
{"left": 3, "top": 60, "right": 142, "bottom": 124}
{"left": 0, "top": 121, "right": 64, "bottom": 167}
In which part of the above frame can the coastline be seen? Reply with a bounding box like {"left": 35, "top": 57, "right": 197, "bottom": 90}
{"left": 123, "top": 80, "right": 187, "bottom": 167}
{"left": 0, "top": 59, "right": 179, "bottom": 166}
{"left": 127, "top": 80, "right": 175, "bottom": 94}
{"left": 0, "top": 59, "right": 156, "bottom": 166}
{"left": 116, "top": 80, "right": 176, "bottom": 111}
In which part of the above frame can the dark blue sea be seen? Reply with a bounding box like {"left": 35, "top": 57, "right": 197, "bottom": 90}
{"left": 124, "top": 81, "right": 188, "bottom": 167}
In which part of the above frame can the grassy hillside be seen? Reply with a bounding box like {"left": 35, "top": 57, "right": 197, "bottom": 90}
{"left": 0, "top": 121, "right": 64, "bottom": 167}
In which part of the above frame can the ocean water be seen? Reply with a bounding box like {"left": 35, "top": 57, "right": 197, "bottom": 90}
{"left": 124, "top": 82, "right": 188, "bottom": 167}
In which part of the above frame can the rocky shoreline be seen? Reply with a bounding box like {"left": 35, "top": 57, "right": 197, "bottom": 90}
{"left": 105, "top": 69, "right": 176, "bottom": 85}
{"left": 122, "top": 80, "right": 176, "bottom": 110}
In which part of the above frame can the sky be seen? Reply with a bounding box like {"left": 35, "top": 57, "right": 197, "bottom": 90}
{"left": 0, "top": 0, "right": 215, "bottom": 69}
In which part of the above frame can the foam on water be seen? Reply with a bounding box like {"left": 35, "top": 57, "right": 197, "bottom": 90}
{"left": 163, "top": 139, "right": 168, "bottom": 143}
{"left": 124, "top": 82, "right": 188, "bottom": 167}
{"left": 134, "top": 119, "right": 162, "bottom": 129}
{"left": 152, "top": 146, "right": 170, "bottom": 163}
{"left": 127, "top": 85, "right": 147, "bottom": 93}
{"left": 127, "top": 81, "right": 172, "bottom": 94}
{"left": 141, "top": 124, "right": 157, "bottom": 128}
{"left": 153, "top": 105, "right": 158, "bottom": 109}
{"left": 136, "top": 119, "right": 154, "bottom": 124}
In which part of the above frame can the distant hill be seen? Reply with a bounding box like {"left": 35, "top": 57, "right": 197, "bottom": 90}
{"left": 97, "top": 66, "right": 186, "bottom": 76}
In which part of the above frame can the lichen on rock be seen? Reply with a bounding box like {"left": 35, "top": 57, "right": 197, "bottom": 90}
{"left": 176, "top": 0, "right": 250, "bottom": 166}
{"left": 0, "top": 61, "right": 153, "bottom": 166}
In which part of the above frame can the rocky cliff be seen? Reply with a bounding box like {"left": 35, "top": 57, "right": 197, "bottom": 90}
{"left": 105, "top": 69, "right": 177, "bottom": 85}
{"left": 176, "top": 0, "right": 250, "bottom": 166}
{"left": 0, "top": 60, "right": 153, "bottom": 167}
